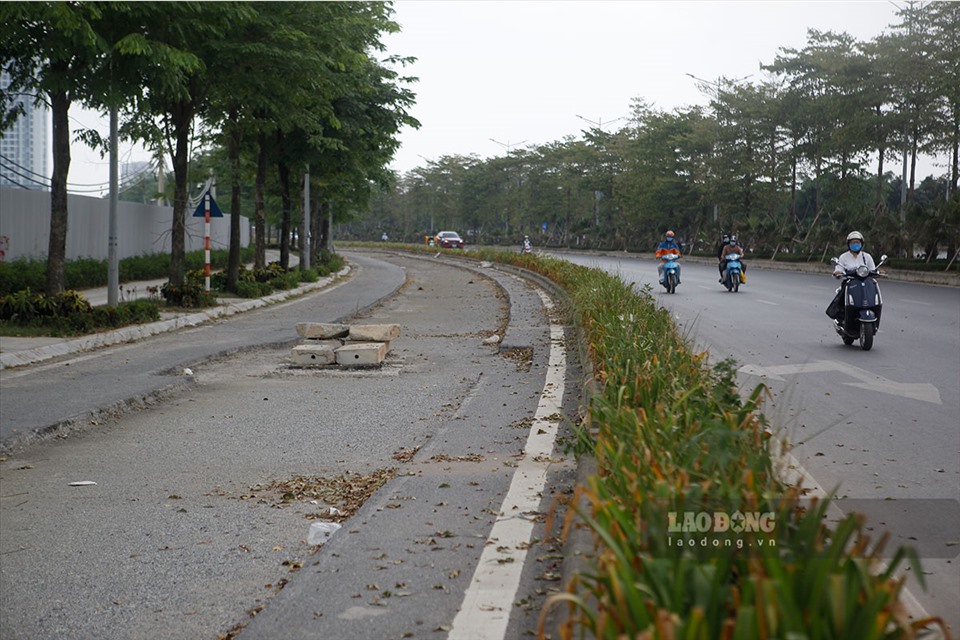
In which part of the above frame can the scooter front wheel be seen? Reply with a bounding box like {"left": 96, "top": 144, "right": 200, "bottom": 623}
{"left": 667, "top": 272, "right": 677, "bottom": 294}
{"left": 859, "top": 322, "right": 875, "bottom": 351}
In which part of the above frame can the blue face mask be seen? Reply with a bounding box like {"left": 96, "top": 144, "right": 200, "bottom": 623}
{"left": 849, "top": 243, "right": 862, "bottom": 252}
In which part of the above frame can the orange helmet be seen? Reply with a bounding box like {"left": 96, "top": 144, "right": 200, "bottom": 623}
{"left": 666, "top": 230, "right": 675, "bottom": 238}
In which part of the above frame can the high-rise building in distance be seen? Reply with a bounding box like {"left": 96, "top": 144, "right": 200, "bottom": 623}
{"left": 0, "top": 69, "right": 50, "bottom": 191}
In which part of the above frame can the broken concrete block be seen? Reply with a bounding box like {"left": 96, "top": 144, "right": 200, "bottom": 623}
{"left": 347, "top": 324, "right": 401, "bottom": 342}
{"left": 291, "top": 342, "right": 338, "bottom": 365}
{"left": 335, "top": 342, "right": 387, "bottom": 366}
{"left": 296, "top": 322, "right": 349, "bottom": 339}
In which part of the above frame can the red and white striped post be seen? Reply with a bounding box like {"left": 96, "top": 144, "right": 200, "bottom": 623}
{"left": 204, "top": 192, "right": 211, "bottom": 292}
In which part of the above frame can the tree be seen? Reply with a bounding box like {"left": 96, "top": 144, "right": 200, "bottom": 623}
{"left": 1, "top": 3, "right": 105, "bottom": 294}
{"left": 122, "top": 3, "right": 254, "bottom": 287}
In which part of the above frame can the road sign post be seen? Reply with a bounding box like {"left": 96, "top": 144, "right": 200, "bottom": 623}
{"left": 204, "top": 193, "right": 211, "bottom": 292}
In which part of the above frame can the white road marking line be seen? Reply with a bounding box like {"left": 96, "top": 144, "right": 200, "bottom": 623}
{"left": 757, "top": 299, "right": 778, "bottom": 306}
{"left": 448, "top": 288, "right": 566, "bottom": 640}
{"left": 739, "top": 360, "right": 941, "bottom": 404}
{"left": 901, "top": 298, "right": 933, "bottom": 306}
{"left": 767, "top": 437, "right": 935, "bottom": 628}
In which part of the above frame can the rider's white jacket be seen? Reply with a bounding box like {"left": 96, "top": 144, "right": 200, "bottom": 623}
{"left": 834, "top": 250, "right": 877, "bottom": 276}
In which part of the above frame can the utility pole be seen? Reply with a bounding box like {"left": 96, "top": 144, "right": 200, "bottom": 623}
{"left": 107, "top": 105, "right": 119, "bottom": 308}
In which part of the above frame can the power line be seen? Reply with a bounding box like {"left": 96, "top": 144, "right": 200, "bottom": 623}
{"left": 0, "top": 159, "right": 47, "bottom": 187}
{"left": 0, "top": 151, "right": 157, "bottom": 189}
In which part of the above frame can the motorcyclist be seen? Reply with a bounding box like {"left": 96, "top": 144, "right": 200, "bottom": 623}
{"left": 827, "top": 230, "right": 878, "bottom": 321}
{"left": 521, "top": 235, "right": 532, "bottom": 253}
{"left": 719, "top": 235, "right": 746, "bottom": 282}
{"left": 716, "top": 234, "right": 730, "bottom": 261}
{"left": 655, "top": 230, "right": 682, "bottom": 284}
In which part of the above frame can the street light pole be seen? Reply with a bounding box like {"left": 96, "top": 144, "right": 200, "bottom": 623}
{"left": 686, "top": 72, "right": 750, "bottom": 225}
{"left": 575, "top": 115, "right": 623, "bottom": 227}
{"left": 575, "top": 114, "right": 623, "bottom": 131}
{"left": 489, "top": 138, "right": 527, "bottom": 154}
{"left": 416, "top": 155, "right": 436, "bottom": 234}
{"left": 489, "top": 139, "right": 527, "bottom": 236}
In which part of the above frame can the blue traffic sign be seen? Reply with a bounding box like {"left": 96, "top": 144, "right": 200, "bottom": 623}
{"left": 192, "top": 191, "right": 224, "bottom": 218}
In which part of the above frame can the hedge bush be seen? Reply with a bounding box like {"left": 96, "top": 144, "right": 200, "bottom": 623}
{"left": 0, "top": 247, "right": 258, "bottom": 296}
{"left": 0, "top": 289, "right": 160, "bottom": 336}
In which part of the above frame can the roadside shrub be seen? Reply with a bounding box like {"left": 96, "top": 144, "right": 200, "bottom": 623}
{"left": 235, "top": 280, "right": 273, "bottom": 298}
{"left": 0, "top": 289, "right": 160, "bottom": 336}
{"left": 1, "top": 247, "right": 260, "bottom": 297}
{"left": 297, "top": 268, "right": 319, "bottom": 283}
{"left": 253, "top": 261, "right": 286, "bottom": 283}
{"left": 0, "top": 259, "right": 45, "bottom": 295}
{"left": 269, "top": 271, "right": 300, "bottom": 290}
{"left": 67, "top": 258, "right": 107, "bottom": 288}
{"left": 120, "top": 253, "right": 169, "bottom": 281}
{"left": 0, "top": 289, "right": 93, "bottom": 322}
{"left": 160, "top": 282, "right": 216, "bottom": 308}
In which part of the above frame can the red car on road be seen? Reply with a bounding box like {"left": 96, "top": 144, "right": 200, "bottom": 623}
{"left": 436, "top": 231, "right": 465, "bottom": 248}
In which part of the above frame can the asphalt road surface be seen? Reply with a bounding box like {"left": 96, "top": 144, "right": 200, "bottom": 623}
{"left": 560, "top": 251, "right": 960, "bottom": 633}
{"left": 0, "top": 252, "right": 580, "bottom": 639}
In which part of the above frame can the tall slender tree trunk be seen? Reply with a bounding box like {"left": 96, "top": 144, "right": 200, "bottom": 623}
{"left": 46, "top": 90, "right": 71, "bottom": 295}
{"left": 276, "top": 131, "right": 291, "bottom": 271}
{"left": 951, "top": 107, "right": 959, "bottom": 196}
{"left": 875, "top": 146, "right": 885, "bottom": 212}
{"left": 790, "top": 154, "right": 799, "bottom": 229}
{"left": 312, "top": 197, "right": 325, "bottom": 266}
{"left": 169, "top": 100, "right": 193, "bottom": 287}
{"left": 226, "top": 113, "right": 242, "bottom": 291}
{"left": 254, "top": 130, "right": 267, "bottom": 270}
{"left": 909, "top": 124, "right": 919, "bottom": 205}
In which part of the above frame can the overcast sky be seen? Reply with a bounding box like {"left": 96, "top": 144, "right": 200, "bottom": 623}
{"left": 65, "top": 0, "right": 947, "bottom": 195}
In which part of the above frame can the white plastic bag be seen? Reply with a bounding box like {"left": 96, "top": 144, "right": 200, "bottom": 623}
{"left": 307, "top": 521, "right": 341, "bottom": 545}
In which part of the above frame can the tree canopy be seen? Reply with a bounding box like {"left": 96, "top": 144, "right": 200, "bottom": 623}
{"left": 357, "top": 2, "right": 958, "bottom": 265}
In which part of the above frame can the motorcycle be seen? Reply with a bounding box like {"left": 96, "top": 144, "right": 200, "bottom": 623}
{"left": 828, "top": 254, "right": 888, "bottom": 351}
{"left": 520, "top": 240, "right": 533, "bottom": 254}
{"left": 659, "top": 252, "right": 681, "bottom": 294}
{"left": 721, "top": 253, "right": 743, "bottom": 292}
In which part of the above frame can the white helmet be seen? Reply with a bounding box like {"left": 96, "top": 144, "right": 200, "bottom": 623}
{"left": 846, "top": 231, "right": 864, "bottom": 243}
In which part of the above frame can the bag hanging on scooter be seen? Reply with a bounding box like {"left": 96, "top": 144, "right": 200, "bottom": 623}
{"left": 826, "top": 296, "right": 841, "bottom": 319}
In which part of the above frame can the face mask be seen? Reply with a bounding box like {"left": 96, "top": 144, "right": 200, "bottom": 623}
{"left": 849, "top": 243, "right": 862, "bottom": 252}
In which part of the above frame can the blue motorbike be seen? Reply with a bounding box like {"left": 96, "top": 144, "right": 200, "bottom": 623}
{"left": 721, "top": 253, "right": 743, "bottom": 292}
{"left": 659, "top": 253, "right": 681, "bottom": 294}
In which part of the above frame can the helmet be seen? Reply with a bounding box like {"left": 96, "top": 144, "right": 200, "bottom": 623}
{"left": 722, "top": 234, "right": 730, "bottom": 242}
{"left": 665, "top": 230, "right": 675, "bottom": 238}
{"left": 846, "top": 231, "right": 864, "bottom": 243}
{"left": 730, "top": 235, "right": 738, "bottom": 243}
